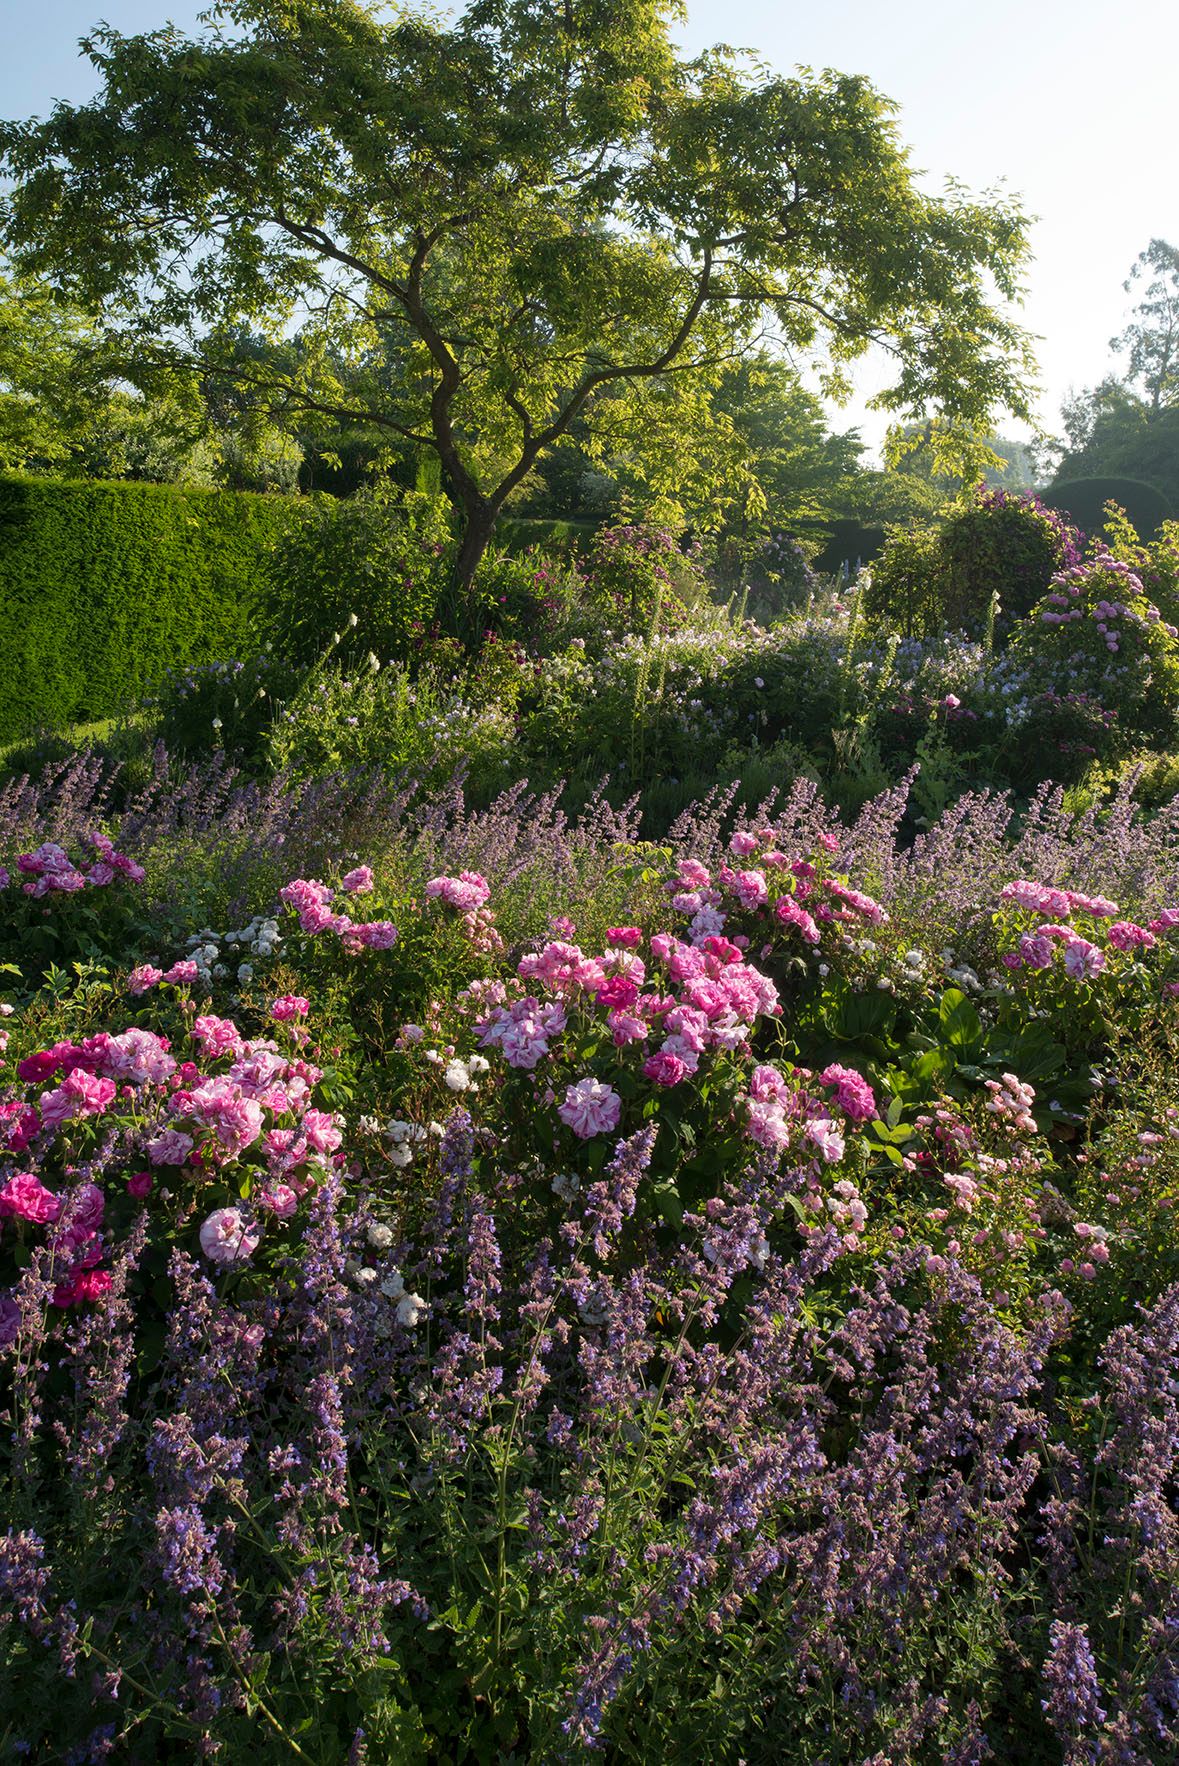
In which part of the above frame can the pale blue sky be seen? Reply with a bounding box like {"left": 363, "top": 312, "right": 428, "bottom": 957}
{"left": 3, "top": 0, "right": 1175, "bottom": 456}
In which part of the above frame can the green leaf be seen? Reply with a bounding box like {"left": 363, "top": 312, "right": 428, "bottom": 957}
{"left": 938, "top": 987, "right": 983, "bottom": 1048}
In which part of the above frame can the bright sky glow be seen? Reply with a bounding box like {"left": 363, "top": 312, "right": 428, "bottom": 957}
{"left": 3, "top": 0, "right": 1176, "bottom": 459}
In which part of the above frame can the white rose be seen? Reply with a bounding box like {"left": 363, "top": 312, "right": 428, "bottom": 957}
{"left": 395, "top": 1291, "right": 428, "bottom": 1327}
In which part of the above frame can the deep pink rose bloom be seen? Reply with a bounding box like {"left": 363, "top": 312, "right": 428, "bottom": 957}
{"left": 642, "top": 1051, "right": 687, "bottom": 1088}
{"left": 163, "top": 959, "right": 200, "bottom": 985}
{"left": 0, "top": 1171, "right": 62, "bottom": 1223}
{"left": 270, "top": 994, "right": 310, "bottom": 1021}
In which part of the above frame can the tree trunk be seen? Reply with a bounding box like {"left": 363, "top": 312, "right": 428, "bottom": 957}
{"left": 454, "top": 505, "right": 497, "bottom": 594}
{"left": 451, "top": 501, "right": 499, "bottom": 640}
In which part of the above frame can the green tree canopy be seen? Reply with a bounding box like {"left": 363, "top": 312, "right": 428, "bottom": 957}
{"left": 1112, "top": 238, "right": 1179, "bottom": 416}
{"left": 0, "top": 0, "right": 1037, "bottom": 591}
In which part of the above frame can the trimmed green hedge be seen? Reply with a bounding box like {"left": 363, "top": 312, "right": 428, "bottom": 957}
{"left": 0, "top": 475, "right": 302, "bottom": 741}
{"left": 1041, "top": 477, "right": 1173, "bottom": 541}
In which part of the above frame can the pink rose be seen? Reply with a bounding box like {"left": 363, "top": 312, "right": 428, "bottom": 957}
{"left": 163, "top": 959, "right": 200, "bottom": 986}
{"left": 270, "top": 994, "right": 311, "bottom": 1021}
{"left": 199, "top": 1206, "right": 261, "bottom": 1266}
{"left": 642, "top": 1051, "right": 687, "bottom": 1088}
{"left": 256, "top": 1184, "right": 299, "bottom": 1219}
{"left": 557, "top": 1077, "right": 622, "bottom": 1139}
{"left": 0, "top": 1171, "right": 62, "bottom": 1223}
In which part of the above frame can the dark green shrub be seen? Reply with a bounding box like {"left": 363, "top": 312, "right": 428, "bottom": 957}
{"left": 265, "top": 484, "right": 454, "bottom": 666}
{"left": 863, "top": 487, "right": 1082, "bottom": 639}
{"left": 471, "top": 546, "right": 602, "bottom": 653}
{"left": 154, "top": 653, "right": 308, "bottom": 770}
{"left": 860, "top": 524, "right": 947, "bottom": 637}
{"left": 583, "top": 521, "right": 709, "bottom": 630}
{"left": 805, "top": 519, "right": 886, "bottom": 575}
{"left": 0, "top": 474, "right": 301, "bottom": 741}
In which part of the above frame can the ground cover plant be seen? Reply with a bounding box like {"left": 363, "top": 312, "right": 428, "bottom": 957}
{"left": 2, "top": 750, "right": 1179, "bottom": 1761}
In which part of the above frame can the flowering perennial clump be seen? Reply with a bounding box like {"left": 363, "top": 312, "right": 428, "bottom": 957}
{"left": 2, "top": 771, "right": 1179, "bottom": 1759}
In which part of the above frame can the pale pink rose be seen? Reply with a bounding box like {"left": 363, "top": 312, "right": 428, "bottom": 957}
{"left": 256, "top": 1184, "right": 299, "bottom": 1219}
{"left": 302, "top": 1109, "right": 342, "bottom": 1154}
{"left": 746, "top": 1098, "right": 791, "bottom": 1151}
{"left": 199, "top": 1207, "right": 261, "bottom": 1266}
{"left": 146, "top": 1127, "right": 195, "bottom": 1166}
{"left": 340, "top": 865, "right": 375, "bottom": 895}
{"left": 1062, "top": 938, "right": 1106, "bottom": 981}
{"left": 804, "top": 1117, "right": 846, "bottom": 1163}
{"left": 192, "top": 1015, "right": 243, "bottom": 1059}
{"left": 748, "top": 1064, "right": 790, "bottom": 1104}
{"left": 557, "top": 1077, "right": 622, "bottom": 1139}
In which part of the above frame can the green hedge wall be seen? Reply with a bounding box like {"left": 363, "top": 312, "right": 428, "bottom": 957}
{"left": 1041, "top": 477, "right": 1173, "bottom": 541}
{"left": 0, "top": 475, "right": 303, "bottom": 742}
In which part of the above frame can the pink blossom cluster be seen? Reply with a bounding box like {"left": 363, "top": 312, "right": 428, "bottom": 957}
{"left": 127, "top": 958, "right": 205, "bottom": 995}
{"left": 10, "top": 834, "right": 145, "bottom": 898}
{"left": 471, "top": 913, "right": 784, "bottom": 1146}
{"left": 424, "top": 872, "right": 491, "bottom": 914}
{"left": 818, "top": 1063, "right": 878, "bottom": 1123}
{"left": 984, "top": 1072, "right": 1038, "bottom": 1135}
{"left": 666, "top": 838, "right": 885, "bottom": 953}
{"left": 0, "top": 1173, "right": 111, "bottom": 1312}
{"left": 0, "top": 1008, "right": 340, "bottom": 1326}
{"left": 1036, "top": 555, "right": 1177, "bottom": 648}
{"left": 1000, "top": 880, "right": 1176, "bottom": 981}
{"left": 1000, "top": 880, "right": 1119, "bottom": 919}
{"left": 423, "top": 873, "right": 503, "bottom": 954}
{"left": 742, "top": 1063, "right": 846, "bottom": 1162}
{"left": 279, "top": 876, "right": 398, "bottom": 954}
{"left": 477, "top": 997, "right": 569, "bottom": 1069}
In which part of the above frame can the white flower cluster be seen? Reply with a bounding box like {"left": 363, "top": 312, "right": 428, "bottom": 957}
{"left": 900, "top": 948, "right": 926, "bottom": 984}
{"left": 423, "top": 1051, "right": 491, "bottom": 1092}
{"left": 347, "top": 1254, "right": 428, "bottom": 1325}
{"left": 385, "top": 1117, "right": 431, "bottom": 1168}
{"left": 185, "top": 913, "right": 282, "bottom": 987}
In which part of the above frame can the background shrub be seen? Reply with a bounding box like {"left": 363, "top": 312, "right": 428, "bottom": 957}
{"left": 264, "top": 484, "right": 455, "bottom": 667}
{"left": 864, "top": 488, "right": 1082, "bottom": 639}
{"left": 0, "top": 474, "right": 301, "bottom": 742}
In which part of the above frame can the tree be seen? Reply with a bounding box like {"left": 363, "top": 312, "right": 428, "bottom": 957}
{"left": 1050, "top": 377, "right": 1179, "bottom": 512}
{"left": 0, "top": 266, "right": 299, "bottom": 485}
{"left": 1112, "top": 238, "right": 1179, "bottom": 416}
{"left": 0, "top": 268, "right": 121, "bottom": 471}
{"left": 889, "top": 419, "right": 1040, "bottom": 495}
{"left": 0, "top": 0, "right": 1037, "bottom": 598}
